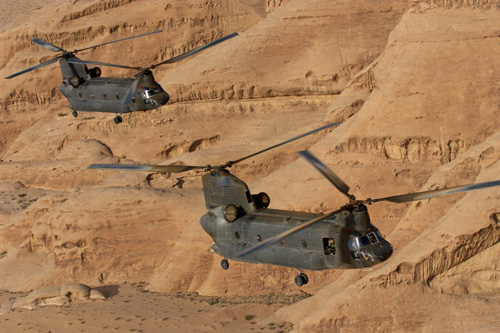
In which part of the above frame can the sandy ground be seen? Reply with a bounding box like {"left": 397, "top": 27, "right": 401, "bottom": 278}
{"left": 0, "top": 283, "right": 306, "bottom": 332}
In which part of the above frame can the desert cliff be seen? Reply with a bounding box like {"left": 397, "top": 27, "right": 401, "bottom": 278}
{"left": 1, "top": 0, "right": 500, "bottom": 331}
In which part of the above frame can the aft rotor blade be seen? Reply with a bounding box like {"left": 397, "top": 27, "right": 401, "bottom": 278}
{"left": 73, "top": 30, "right": 163, "bottom": 53}
{"left": 237, "top": 209, "right": 343, "bottom": 258}
{"left": 88, "top": 164, "right": 205, "bottom": 173}
{"left": 226, "top": 122, "right": 341, "bottom": 167}
{"left": 32, "top": 38, "right": 64, "bottom": 52}
{"left": 67, "top": 58, "right": 141, "bottom": 70}
{"left": 152, "top": 32, "right": 239, "bottom": 67}
{"left": 123, "top": 74, "right": 143, "bottom": 105}
{"left": 366, "top": 179, "right": 500, "bottom": 204}
{"left": 5, "top": 56, "right": 60, "bottom": 79}
{"left": 298, "top": 150, "right": 351, "bottom": 198}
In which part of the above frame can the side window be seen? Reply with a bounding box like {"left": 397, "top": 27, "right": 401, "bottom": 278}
{"left": 323, "top": 238, "right": 336, "bottom": 255}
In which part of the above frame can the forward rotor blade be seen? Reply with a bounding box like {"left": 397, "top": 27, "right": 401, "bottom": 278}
{"left": 226, "top": 122, "right": 341, "bottom": 167}
{"left": 5, "top": 56, "right": 60, "bottom": 79}
{"left": 88, "top": 164, "right": 205, "bottom": 173}
{"left": 298, "top": 150, "right": 351, "bottom": 198}
{"left": 123, "top": 74, "right": 143, "bottom": 105}
{"left": 67, "top": 58, "right": 140, "bottom": 70}
{"left": 32, "top": 38, "right": 64, "bottom": 52}
{"left": 366, "top": 179, "right": 500, "bottom": 204}
{"left": 152, "top": 32, "right": 238, "bottom": 67}
{"left": 237, "top": 209, "right": 343, "bottom": 258}
{"left": 73, "top": 30, "right": 163, "bottom": 53}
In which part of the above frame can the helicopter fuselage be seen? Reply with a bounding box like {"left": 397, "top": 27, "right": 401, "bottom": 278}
{"left": 87, "top": 117, "right": 500, "bottom": 286}
{"left": 58, "top": 57, "right": 170, "bottom": 114}
{"left": 6, "top": 31, "right": 239, "bottom": 123}
{"left": 199, "top": 170, "right": 393, "bottom": 272}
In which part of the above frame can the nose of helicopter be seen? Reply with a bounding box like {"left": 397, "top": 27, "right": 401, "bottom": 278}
{"left": 374, "top": 240, "right": 393, "bottom": 264}
{"left": 158, "top": 91, "right": 170, "bottom": 105}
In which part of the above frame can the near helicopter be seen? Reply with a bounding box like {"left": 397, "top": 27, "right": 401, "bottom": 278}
{"left": 88, "top": 122, "right": 500, "bottom": 286}
{"left": 5, "top": 31, "right": 238, "bottom": 124}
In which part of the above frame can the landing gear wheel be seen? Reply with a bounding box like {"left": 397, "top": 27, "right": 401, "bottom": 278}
{"left": 221, "top": 259, "right": 229, "bottom": 270}
{"left": 300, "top": 273, "right": 309, "bottom": 285}
{"left": 294, "top": 274, "right": 305, "bottom": 287}
{"left": 114, "top": 115, "right": 123, "bottom": 124}
{"left": 72, "top": 110, "right": 78, "bottom": 118}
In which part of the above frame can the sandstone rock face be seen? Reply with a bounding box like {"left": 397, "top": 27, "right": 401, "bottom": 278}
{"left": 1, "top": 0, "right": 500, "bottom": 331}
{"left": 263, "top": 2, "right": 500, "bottom": 332}
{"left": 1, "top": 283, "right": 106, "bottom": 313}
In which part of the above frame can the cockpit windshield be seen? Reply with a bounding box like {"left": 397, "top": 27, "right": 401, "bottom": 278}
{"left": 348, "top": 230, "right": 384, "bottom": 261}
{"left": 143, "top": 89, "right": 154, "bottom": 100}
{"left": 142, "top": 84, "right": 166, "bottom": 105}
{"left": 357, "top": 235, "right": 371, "bottom": 247}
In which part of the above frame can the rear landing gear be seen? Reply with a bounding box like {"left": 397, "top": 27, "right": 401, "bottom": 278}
{"left": 221, "top": 259, "right": 229, "bottom": 270}
{"left": 294, "top": 270, "right": 309, "bottom": 287}
{"left": 114, "top": 115, "right": 123, "bottom": 124}
{"left": 72, "top": 110, "right": 78, "bottom": 118}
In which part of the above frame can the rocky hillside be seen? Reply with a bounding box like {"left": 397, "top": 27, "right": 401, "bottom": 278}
{"left": 1, "top": 0, "right": 500, "bottom": 331}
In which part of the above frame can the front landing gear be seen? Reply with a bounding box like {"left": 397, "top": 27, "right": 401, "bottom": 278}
{"left": 114, "top": 114, "right": 123, "bottom": 124}
{"left": 72, "top": 110, "right": 78, "bottom": 118}
{"left": 294, "top": 270, "right": 309, "bottom": 287}
{"left": 221, "top": 259, "right": 229, "bottom": 270}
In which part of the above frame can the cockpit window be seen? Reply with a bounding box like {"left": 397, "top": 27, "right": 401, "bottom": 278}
{"left": 348, "top": 232, "right": 380, "bottom": 260}
{"left": 142, "top": 85, "right": 166, "bottom": 105}
{"left": 367, "top": 232, "right": 379, "bottom": 244}
{"left": 357, "top": 235, "right": 371, "bottom": 247}
{"left": 143, "top": 89, "right": 155, "bottom": 100}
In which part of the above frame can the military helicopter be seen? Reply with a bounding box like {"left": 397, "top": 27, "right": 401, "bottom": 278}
{"left": 5, "top": 31, "right": 238, "bottom": 124}
{"left": 88, "top": 122, "right": 500, "bottom": 286}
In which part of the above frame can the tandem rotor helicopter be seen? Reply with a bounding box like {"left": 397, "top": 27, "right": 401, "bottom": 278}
{"left": 89, "top": 122, "right": 500, "bottom": 286}
{"left": 5, "top": 31, "right": 238, "bottom": 124}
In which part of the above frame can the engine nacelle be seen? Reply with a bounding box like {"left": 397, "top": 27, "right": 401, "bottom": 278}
{"left": 252, "top": 192, "right": 270, "bottom": 209}
{"left": 89, "top": 67, "right": 101, "bottom": 78}
{"left": 207, "top": 204, "right": 243, "bottom": 222}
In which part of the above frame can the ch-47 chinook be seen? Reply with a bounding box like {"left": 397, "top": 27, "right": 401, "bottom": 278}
{"left": 5, "top": 31, "right": 238, "bottom": 124}
{"left": 88, "top": 122, "right": 500, "bottom": 286}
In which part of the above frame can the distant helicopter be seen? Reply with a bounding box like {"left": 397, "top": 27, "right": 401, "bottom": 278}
{"left": 5, "top": 31, "right": 238, "bottom": 124}
{"left": 88, "top": 122, "right": 500, "bottom": 286}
